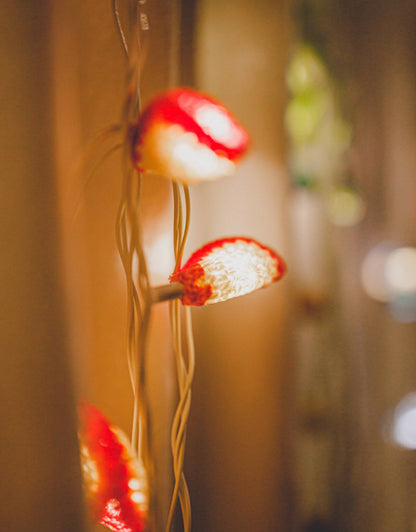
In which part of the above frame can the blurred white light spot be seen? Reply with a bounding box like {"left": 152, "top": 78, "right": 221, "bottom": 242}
{"left": 385, "top": 247, "right": 416, "bottom": 293}
{"left": 177, "top": 92, "right": 247, "bottom": 149}
{"left": 327, "top": 186, "right": 366, "bottom": 227}
{"left": 138, "top": 123, "right": 235, "bottom": 184}
{"left": 128, "top": 478, "right": 141, "bottom": 491}
{"left": 131, "top": 491, "right": 146, "bottom": 504}
{"left": 392, "top": 393, "right": 416, "bottom": 449}
{"left": 361, "top": 243, "right": 395, "bottom": 302}
{"left": 194, "top": 103, "right": 243, "bottom": 147}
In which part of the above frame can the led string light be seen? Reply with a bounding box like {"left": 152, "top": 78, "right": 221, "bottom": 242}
{"left": 130, "top": 87, "right": 249, "bottom": 185}
{"left": 78, "top": 93, "right": 249, "bottom": 532}
{"left": 79, "top": 402, "right": 148, "bottom": 532}
{"left": 128, "top": 87, "right": 249, "bottom": 532}
{"left": 151, "top": 237, "right": 287, "bottom": 307}
{"left": 116, "top": 87, "right": 249, "bottom": 532}
{"left": 77, "top": 3, "right": 287, "bottom": 532}
{"left": 169, "top": 237, "right": 286, "bottom": 306}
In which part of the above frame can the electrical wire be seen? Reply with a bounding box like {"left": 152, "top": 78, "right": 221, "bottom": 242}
{"left": 166, "top": 183, "right": 194, "bottom": 532}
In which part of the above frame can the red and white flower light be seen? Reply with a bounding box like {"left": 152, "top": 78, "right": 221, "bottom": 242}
{"left": 130, "top": 88, "right": 249, "bottom": 185}
{"left": 170, "top": 237, "right": 286, "bottom": 306}
{"left": 78, "top": 402, "right": 148, "bottom": 532}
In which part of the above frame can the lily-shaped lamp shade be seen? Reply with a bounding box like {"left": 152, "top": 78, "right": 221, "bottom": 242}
{"left": 130, "top": 88, "right": 249, "bottom": 185}
{"left": 169, "top": 237, "right": 286, "bottom": 306}
{"left": 78, "top": 402, "right": 148, "bottom": 532}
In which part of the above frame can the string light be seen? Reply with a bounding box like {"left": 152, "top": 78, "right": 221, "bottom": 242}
{"left": 130, "top": 88, "right": 249, "bottom": 184}
{"left": 169, "top": 237, "right": 286, "bottom": 306}
{"left": 78, "top": 402, "right": 148, "bottom": 532}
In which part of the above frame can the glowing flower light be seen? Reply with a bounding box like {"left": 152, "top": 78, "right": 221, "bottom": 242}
{"left": 169, "top": 237, "right": 286, "bottom": 306}
{"left": 78, "top": 402, "right": 148, "bottom": 532}
{"left": 130, "top": 88, "right": 249, "bottom": 184}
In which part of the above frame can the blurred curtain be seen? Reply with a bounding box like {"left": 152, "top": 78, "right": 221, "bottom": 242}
{"left": 0, "top": 2, "right": 86, "bottom": 530}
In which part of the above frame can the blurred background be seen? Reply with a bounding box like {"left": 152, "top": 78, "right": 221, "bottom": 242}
{"left": 1, "top": 0, "right": 416, "bottom": 530}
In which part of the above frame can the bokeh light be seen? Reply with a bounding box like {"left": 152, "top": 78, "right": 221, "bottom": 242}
{"left": 286, "top": 45, "right": 327, "bottom": 94}
{"left": 360, "top": 242, "right": 395, "bottom": 303}
{"left": 385, "top": 247, "right": 416, "bottom": 294}
{"left": 391, "top": 393, "right": 416, "bottom": 449}
{"left": 285, "top": 91, "right": 328, "bottom": 143}
{"left": 361, "top": 244, "right": 416, "bottom": 322}
{"left": 326, "top": 185, "right": 366, "bottom": 227}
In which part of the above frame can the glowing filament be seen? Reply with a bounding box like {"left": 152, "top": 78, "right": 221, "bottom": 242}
{"left": 170, "top": 237, "right": 286, "bottom": 306}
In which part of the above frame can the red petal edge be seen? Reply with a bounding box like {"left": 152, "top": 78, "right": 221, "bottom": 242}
{"left": 180, "top": 237, "right": 286, "bottom": 280}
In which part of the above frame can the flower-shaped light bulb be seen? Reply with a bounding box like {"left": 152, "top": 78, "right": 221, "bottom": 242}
{"left": 78, "top": 402, "right": 148, "bottom": 532}
{"left": 169, "top": 237, "right": 286, "bottom": 306}
{"left": 130, "top": 88, "right": 249, "bottom": 185}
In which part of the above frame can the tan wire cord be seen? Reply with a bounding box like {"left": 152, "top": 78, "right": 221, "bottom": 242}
{"left": 113, "top": 2, "right": 155, "bottom": 527}
{"left": 166, "top": 183, "right": 194, "bottom": 532}
{"left": 112, "top": 4, "right": 195, "bottom": 530}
